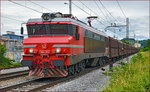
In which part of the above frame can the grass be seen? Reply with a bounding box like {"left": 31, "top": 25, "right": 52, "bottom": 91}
{"left": 102, "top": 50, "right": 150, "bottom": 91}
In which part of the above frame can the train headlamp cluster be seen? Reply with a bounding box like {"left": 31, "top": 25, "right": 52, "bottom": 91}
{"left": 56, "top": 48, "right": 61, "bottom": 53}
{"left": 29, "top": 48, "right": 34, "bottom": 53}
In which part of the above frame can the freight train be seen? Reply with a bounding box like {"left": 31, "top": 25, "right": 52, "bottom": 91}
{"left": 21, "top": 12, "right": 139, "bottom": 77}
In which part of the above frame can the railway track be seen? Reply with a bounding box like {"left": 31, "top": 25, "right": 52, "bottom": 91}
{"left": 0, "top": 66, "right": 26, "bottom": 70}
{"left": 0, "top": 70, "right": 29, "bottom": 81}
{"left": 0, "top": 65, "right": 107, "bottom": 92}
{"left": 0, "top": 56, "right": 128, "bottom": 92}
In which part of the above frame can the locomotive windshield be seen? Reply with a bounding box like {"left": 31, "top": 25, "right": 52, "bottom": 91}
{"left": 27, "top": 24, "right": 75, "bottom": 36}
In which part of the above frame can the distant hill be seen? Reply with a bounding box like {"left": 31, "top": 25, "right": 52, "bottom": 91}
{"left": 121, "top": 38, "right": 149, "bottom": 48}
{"left": 139, "top": 39, "right": 149, "bottom": 48}
{"left": 121, "top": 38, "right": 135, "bottom": 45}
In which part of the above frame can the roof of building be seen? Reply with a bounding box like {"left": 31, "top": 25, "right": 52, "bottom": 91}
{"left": 0, "top": 38, "right": 6, "bottom": 41}
{"left": 2, "top": 34, "right": 24, "bottom": 37}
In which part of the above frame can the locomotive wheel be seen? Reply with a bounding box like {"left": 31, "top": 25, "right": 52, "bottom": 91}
{"left": 96, "top": 58, "right": 101, "bottom": 66}
{"left": 68, "top": 65, "right": 75, "bottom": 75}
{"left": 102, "top": 58, "right": 106, "bottom": 66}
{"left": 68, "top": 66, "right": 72, "bottom": 76}
{"left": 71, "top": 65, "right": 75, "bottom": 75}
{"left": 75, "top": 64, "right": 80, "bottom": 73}
{"left": 81, "top": 60, "right": 85, "bottom": 71}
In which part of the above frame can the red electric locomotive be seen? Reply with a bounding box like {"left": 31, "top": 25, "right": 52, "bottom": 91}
{"left": 21, "top": 12, "right": 139, "bottom": 78}
{"left": 21, "top": 12, "right": 109, "bottom": 77}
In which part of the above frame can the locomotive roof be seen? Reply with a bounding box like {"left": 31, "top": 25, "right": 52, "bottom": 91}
{"left": 27, "top": 18, "right": 108, "bottom": 37}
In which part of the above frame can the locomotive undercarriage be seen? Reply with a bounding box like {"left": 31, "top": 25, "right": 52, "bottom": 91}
{"left": 27, "top": 52, "right": 136, "bottom": 77}
{"left": 27, "top": 56, "right": 110, "bottom": 77}
{"left": 67, "top": 56, "right": 110, "bottom": 75}
{"left": 67, "top": 52, "right": 137, "bottom": 76}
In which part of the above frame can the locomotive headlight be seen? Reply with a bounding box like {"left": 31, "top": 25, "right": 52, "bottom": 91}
{"left": 29, "top": 48, "right": 34, "bottom": 53}
{"left": 56, "top": 48, "right": 61, "bottom": 53}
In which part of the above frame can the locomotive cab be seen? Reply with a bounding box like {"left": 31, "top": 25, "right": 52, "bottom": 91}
{"left": 21, "top": 13, "right": 83, "bottom": 77}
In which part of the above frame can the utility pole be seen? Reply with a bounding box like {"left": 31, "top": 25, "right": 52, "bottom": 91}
{"left": 113, "top": 29, "right": 116, "bottom": 39}
{"left": 134, "top": 33, "right": 136, "bottom": 44}
{"left": 126, "top": 17, "right": 129, "bottom": 63}
{"left": 104, "top": 23, "right": 121, "bottom": 39}
{"left": 126, "top": 18, "right": 129, "bottom": 41}
{"left": 69, "top": 0, "right": 72, "bottom": 15}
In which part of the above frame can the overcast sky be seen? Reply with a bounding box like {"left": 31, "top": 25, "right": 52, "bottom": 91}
{"left": 1, "top": 0, "right": 149, "bottom": 40}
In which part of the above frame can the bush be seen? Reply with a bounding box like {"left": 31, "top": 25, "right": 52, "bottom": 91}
{"left": 1, "top": 44, "right": 7, "bottom": 56}
{"left": 141, "top": 39, "right": 150, "bottom": 52}
{"left": 141, "top": 47, "right": 149, "bottom": 52}
{"left": 0, "top": 44, "right": 17, "bottom": 68}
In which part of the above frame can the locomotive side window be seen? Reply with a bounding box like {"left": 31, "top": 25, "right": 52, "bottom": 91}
{"left": 76, "top": 26, "right": 78, "bottom": 33}
{"left": 68, "top": 25, "right": 75, "bottom": 35}
{"left": 101, "top": 36, "right": 105, "bottom": 42}
{"left": 94, "top": 34, "right": 100, "bottom": 41}
{"left": 84, "top": 29, "right": 106, "bottom": 53}
{"left": 85, "top": 30, "right": 93, "bottom": 38}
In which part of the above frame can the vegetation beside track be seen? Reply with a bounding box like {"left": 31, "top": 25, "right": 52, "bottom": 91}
{"left": 0, "top": 44, "right": 22, "bottom": 68}
{"left": 103, "top": 50, "right": 150, "bottom": 91}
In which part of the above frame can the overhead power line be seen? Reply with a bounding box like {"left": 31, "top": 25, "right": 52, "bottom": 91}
{"left": 8, "top": 0, "right": 42, "bottom": 14}
{"left": 27, "top": 0, "right": 54, "bottom": 12}
{"left": 79, "top": 0, "right": 111, "bottom": 24}
{"left": 72, "top": 2, "right": 90, "bottom": 15}
{"left": 72, "top": 2, "right": 106, "bottom": 27}
{"left": 2, "top": 16, "right": 25, "bottom": 22}
{"left": 94, "top": 0, "right": 111, "bottom": 24}
{"left": 116, "top": 0, "right": 127, "bottom": 18}
{"left": 98, "top": 0, "right": 119, "bottom": 22}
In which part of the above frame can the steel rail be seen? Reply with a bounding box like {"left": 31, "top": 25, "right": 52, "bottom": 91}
{"left": 28, "top": 65, "right": 111, "bottom": 92}
{"left": 0, "top": 70, "right": 29, "bottom": 81}
{"left": 0, "top": 78, "right": 41, "bottom": 91}
{"left": 0, "top": 66, "right": 26, "bottom": 70}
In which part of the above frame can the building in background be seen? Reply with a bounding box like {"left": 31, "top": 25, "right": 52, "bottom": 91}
{"left": 0, "top": 31, "right": 24, "bottom": 62}
{"left": 134, "top": 40, "right": 141, "bottom": 48}
{"left": 2, "top": 31, "right": 24, "bottom": 42}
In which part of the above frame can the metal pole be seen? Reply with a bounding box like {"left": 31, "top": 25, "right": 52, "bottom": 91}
{"left": 114, "top": 29, "right": 116, "bottom": 39}
{"left": 126, "top": 18, "right": 129, "bottom": 41}
{"left": 126, "top": 17, "right": 129, "bottom": 63}
{"left": 69, "top": 0, "right": 72, "bottom": 15}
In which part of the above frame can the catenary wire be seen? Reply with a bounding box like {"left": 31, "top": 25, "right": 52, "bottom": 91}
{"left": 94, "top": 0, "right": 112, "bottom": 24}
{"left": 8, "top": 0, "right": 42, "bottom": 14}
{"left": 78, "top": 0, "right": 111, "bottom": 24}
{"left": 116, "top": 0, "right": 127, "bottom": 18}
{"left": 72, "top": 2, "right": 106, "bottom": 27}
{"left": 98, "top": 0, "right": 119, "bottom": 22}
{"left": 27, "top": 0, "right": 54, "bottom": 12}
{"left": 1, "top": 16, "right": 25, "bottom": 22}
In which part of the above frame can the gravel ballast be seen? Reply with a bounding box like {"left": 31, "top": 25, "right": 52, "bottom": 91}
{"left": 43, "top": 56, "right": 133, "bottom": 91}
{"left": 0, "top": 66, "right": 29, "bottom": 74}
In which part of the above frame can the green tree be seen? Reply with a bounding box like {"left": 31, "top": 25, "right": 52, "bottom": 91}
{"left": 141, "top": 40, "right": 150, "bottom": 52}
{"left": 146, "top": 39, "right": 150, "bottom": 47}
{"left": 1, "top": 44, "right": 7, "bottom": 57}
{"left": 0, "top": 44, "right": 15, "bottom": 68}
{"left": 121, "top": 40, "right": 131, "bottom": 45}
